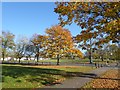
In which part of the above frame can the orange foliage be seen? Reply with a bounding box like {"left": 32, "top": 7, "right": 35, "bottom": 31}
{"left": 71, "top": 48, "right": 84, "bottom": 58}
{"left": 45, "top": 25, "right": 74, "bottom": 58}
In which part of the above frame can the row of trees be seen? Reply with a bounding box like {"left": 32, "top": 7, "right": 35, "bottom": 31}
{"left": 85, "top": 44, "right": 120, "bottom": 61}
{"left": 1, "top": 25, "right": 83, "bottom": 65}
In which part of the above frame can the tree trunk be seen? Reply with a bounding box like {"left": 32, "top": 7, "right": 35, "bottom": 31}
{"left": 57, "top": 54, "right": 60, "bottom": 65}
{"left": 36, "top": 46, "right": 39, "bottom": 63}
{"left": 19, "top": 58, "right": 21, "bottom": 63}
{"left": 2, "top": 52, "right": 5, "bottom": 61}
{"left": 101, "top": 56, "right": 104, "bottom": 61}
{"left": 89, "top": 39, "right": 93, "bottom": 64}
{"left": 36, "top": 54, "right": 39, "bottom": 63}
{"left": 89, "top": 54, "right": 92, "bottom": 64}
{"left": 89, "top": 48, "right": 93, "bottom": 64}
{"left": 29, "top": 55, "right": 31, "bottom": 60}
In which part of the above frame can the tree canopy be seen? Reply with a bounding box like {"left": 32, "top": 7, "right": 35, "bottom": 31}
{"left": 45, "top": 25, "right": 74, "bottom": 65}
{"left": 54, "top": 2, "right": 120, "bottom": 44}
{"left": 1, "top": 31, "right": 15, "bottom": 61}
{"left": 31, "top": 34, "right": 47, "bottom": 62}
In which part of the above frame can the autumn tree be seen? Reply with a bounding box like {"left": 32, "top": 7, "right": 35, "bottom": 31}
{"left": 75, "top": 30, "right": 97, "bottom": 63}
{"left": 106, "top": 44, "right": 120, "bottom": 60}
{"left": 92, "top": 52, "right": 99, "bottom": 60}
{"left": 115, "top": 47, "right": 120, "bottom": 61}
{"left": 54, "top": 2, "right": 120, "bottom": 44}
{"left": 1, "top": 31, "right": 15, "bottom": 61}
{"left": 91, "top": 43, "right": 120, "bottom": 61}
{"left": 31, "top": 34, "right": 47, "bottom": 62}
{"left": 71, "top": 48, "right": 84, "bottom": 59}
{"left": 45, "top": 25, "right": 74, "bottom": 65}
{"left": 92, "top": 47, "right": 105, "bottom": 61}
{"left": 54, "top": 2, "right": 120, "bottom": 63}
{"left": 65, "top": 48, "right": 83, "bottom": 59}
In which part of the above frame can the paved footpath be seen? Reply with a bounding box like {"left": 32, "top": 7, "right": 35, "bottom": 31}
{"left": 44, "top": 67, "right": 114, "bottom": 88}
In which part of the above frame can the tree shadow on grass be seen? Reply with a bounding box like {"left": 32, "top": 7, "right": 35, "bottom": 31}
{"left": 3, "top": 65, "right": 119, "bottom": 87}
{"left": 2, "top": 65, "right": 96, "bottom": 86}
{"left": 2, "top": 65, "right": 65, "bottom": 86}
{"left": 2, "top": 65, "right": 96, "bottom": 78}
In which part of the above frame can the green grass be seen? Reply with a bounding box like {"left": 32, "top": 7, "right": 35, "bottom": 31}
{"left": 4, "top": 58, "right": 116, "bottom": 65}
{"left": 2, "top": 64, "right": 95, "bottom": 88}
